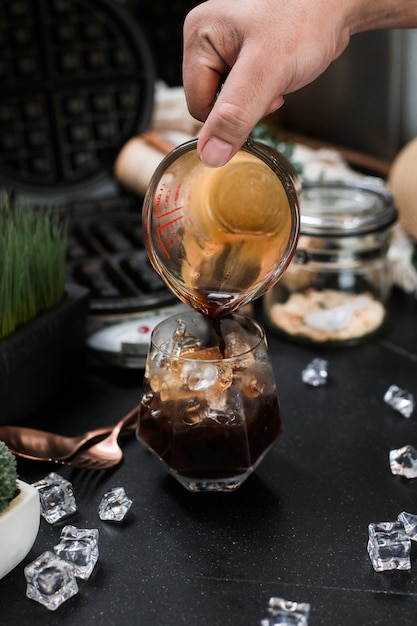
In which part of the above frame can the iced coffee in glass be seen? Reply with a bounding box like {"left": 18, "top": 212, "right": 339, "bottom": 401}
{"left": 137, "top": 311, "right": 282, "bottom": 492}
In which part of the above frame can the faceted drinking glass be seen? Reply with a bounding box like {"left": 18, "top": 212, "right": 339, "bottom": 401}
{"left": 136, "top": 311, "right": 282, "bottom": 492}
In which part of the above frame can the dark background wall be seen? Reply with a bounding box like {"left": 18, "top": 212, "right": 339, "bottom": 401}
{"left": 127, "top": 0, "right": 201, "bottom": 87}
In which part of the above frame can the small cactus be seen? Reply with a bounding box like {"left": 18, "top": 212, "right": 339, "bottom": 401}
{"left": 0, "top": 441, "right": 19, "bottom": 514}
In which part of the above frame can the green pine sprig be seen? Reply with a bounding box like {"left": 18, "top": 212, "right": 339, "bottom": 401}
{"left": 0, "top": 196, "right": 68, "bottom": 340}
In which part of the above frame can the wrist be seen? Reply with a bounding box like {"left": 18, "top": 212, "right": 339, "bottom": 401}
{"left": 347, "top": 0, "right": 417, "bottom": 33}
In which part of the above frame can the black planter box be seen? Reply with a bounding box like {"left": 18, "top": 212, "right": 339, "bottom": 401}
{"left": 0, "top": 284, "right": 90, "bottom": 424}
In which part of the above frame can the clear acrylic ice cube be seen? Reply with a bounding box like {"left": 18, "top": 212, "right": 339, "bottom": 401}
{"left": 367, "top": 521, "right": 411, "bottom": 572}
{"left": 398, "top": 511, "right": 417, "bottom": 541}
{"left": 389, "top": 445, "right": 417, "bottom": 478}
{"left": 183, "top": 361, "right": 218, "bottom": 391}
{"left": 98, "top": 487, "right": 132, "bottom": 522}
{"left": 31, "top": 472, "right": 77, "bottom": 524}
{"left": 156, "top": 319, "right": 201, "bottom": 364}
{"left": 24, "top": 551, "right": 78, "bottom": 611}
{"left": 260, "top": 597, "right": 310, "bottom": 626}
{"left": 384, "top": 384, "right": 415, "bottom": 418}
{"left": 224, "top": 331, "right": 255, "bottom": 367}
{"left": 54, "top": 525, "right": 99, "bottom": 580}
{"left": 301, "top": 358, "right": 328, "bottom": 387}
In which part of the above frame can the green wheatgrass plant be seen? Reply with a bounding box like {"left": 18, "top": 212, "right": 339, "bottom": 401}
{"left": 0, "top": 196, "right": 68, "bottom": 340}
{"left": 0, "top": 441, "right": 18, "bottom": 514}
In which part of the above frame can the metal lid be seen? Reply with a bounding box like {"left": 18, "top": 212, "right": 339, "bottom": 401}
{"left": 86, "top": 303, "right": 188, "bottom": 368}
{"left": 300, "top": 181, "right": 397, "bottom": 236}
{"left": 87, "top": 316, "right": 161, "bottom": 369}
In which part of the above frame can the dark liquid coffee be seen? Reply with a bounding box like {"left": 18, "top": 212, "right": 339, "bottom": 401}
{"left": 138, "top": 393, "right": 282, "bottom": 480}
{"left": 212, "top": 317, "right": 226, "bottom": 356}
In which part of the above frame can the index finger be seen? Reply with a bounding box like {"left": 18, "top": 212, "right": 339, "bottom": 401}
{"left": 182, "top": 22, "right": 230, "bottom": 122}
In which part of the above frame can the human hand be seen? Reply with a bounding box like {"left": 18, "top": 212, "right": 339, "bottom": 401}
{"left": 183, "top": 0, "right": 354, "bottom": 166}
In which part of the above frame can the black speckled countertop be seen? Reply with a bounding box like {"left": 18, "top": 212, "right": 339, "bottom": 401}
{"left": 1, "top": 289, "right": 417, "bottom": 626}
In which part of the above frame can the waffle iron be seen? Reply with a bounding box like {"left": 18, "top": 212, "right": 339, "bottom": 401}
{"left": 0, "top": 0, "right": 182, "bottom": 367}
{"left": 0, "top": 0, "right": 155, "bottom": 200}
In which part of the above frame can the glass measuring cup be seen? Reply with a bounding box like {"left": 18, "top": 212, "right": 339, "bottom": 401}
{"left": 142, "top": 138, "right": 300, "bottom": 318}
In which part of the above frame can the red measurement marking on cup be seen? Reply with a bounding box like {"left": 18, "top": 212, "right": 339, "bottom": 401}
{"left": 154, "top": 181, "right": 185, "bottom": 258}
{"left": 157, "top": 216, "right": 184, "bottom": 259}
{"left": 155, "top": 182, "right": 184, "bottom": 219}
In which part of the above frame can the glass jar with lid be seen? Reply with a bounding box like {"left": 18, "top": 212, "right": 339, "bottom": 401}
{"left": 263, "top": 180, "right": 397, "bottom": 345}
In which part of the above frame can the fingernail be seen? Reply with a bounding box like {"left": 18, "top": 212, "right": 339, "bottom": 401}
{"left": 200, "top": 137, "right": 234, "bottom": 167}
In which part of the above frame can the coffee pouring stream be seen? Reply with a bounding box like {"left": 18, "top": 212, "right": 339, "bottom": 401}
{"left": 142, "top": 138, "right": 301, "bottom": 318}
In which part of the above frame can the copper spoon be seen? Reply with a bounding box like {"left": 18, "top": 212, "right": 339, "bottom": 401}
{"left": 0, "top": 405, "right": 139, "bottom": 463}
{"left": 66, "top": 408, "right": 138, "bottom": 470}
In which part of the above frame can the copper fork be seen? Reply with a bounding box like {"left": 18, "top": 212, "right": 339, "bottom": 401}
{"left": 0, "top": 412, "right": 137, "bottom": 463}
{"left": 67, "top": 406, "right": 139, "bottom": 470}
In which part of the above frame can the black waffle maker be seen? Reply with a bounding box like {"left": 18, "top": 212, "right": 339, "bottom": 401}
{"left": 0, "top": 0, "right": 182, "bottom": 367}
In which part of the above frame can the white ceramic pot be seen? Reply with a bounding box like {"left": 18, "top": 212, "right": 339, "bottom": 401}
{"left": 0, "top": 480, "right": 40, "bottom": 580}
